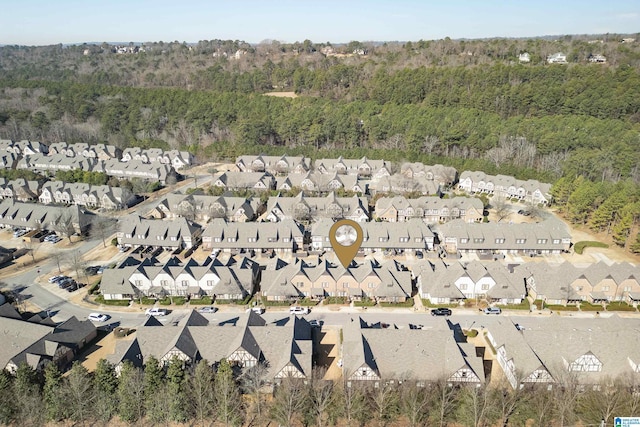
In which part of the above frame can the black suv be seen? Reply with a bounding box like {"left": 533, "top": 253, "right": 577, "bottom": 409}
{"left": 431, "top": 308, "right": 452, "bottom": 316}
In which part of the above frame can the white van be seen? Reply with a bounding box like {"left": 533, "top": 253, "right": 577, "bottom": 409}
{"left": 483, "top": 307, "right": 501, "bottom": 315}
{"left": 289, "top": 306, "right": 310, "bottom": 315}
{"left": 145, "top": 307, "right": 168, "bottom": 316}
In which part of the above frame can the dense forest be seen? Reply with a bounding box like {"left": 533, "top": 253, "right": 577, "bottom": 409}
{"left": 0, "top": 35, "right": 639, "bottom": 251}
{"left": 1, "top": 356, "right": 638, "bottom": 426}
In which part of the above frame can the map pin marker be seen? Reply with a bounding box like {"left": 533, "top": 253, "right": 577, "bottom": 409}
{"left": 329, "top": 219, "right": 363, "bottom": 268}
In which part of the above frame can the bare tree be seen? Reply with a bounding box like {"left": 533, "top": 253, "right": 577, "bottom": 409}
{"left": 89, "top": 215, "right": 117, "bottom": 248}
{"left": 430, "top": 379, "right": 459, "bottom": 427}
{"left": 399, "top": 380, "right": 430, "bottom": 427}
{"left": 577, "top": 377, "right": 625, "bottom": 427}
{"left": 369, "top": 381, "right": 399, "bottom": 424}
{"left": 239, "top": 363, "right": 269, "bottom": 419}
{"left": 51, "top": 211, "right": 77, "bottom": 243}
{"left": 456, "top": 383, "right": 495, "bottom": 427}
{"left": 490, "top": 379, "right": 527, "bottom": 427}
{"left": 49, "top": 250, "right": 67, "bottom": 275}
{"left": 269, "top": 377, "right": 307, "bottom": 427}
{"left": 307, "top": 368, "right": 334, "bottom": 427}
{"left": 67, "top": 250, "right": 88, "bottom": 284}
{"left": 338, "top": 380, "right": 368, "bottom": 425}
{"left": 491, "top": 196, "right": 512, "bottom": 223}
{"left": 552, "top": 369, "right": 583, "bottom": 427}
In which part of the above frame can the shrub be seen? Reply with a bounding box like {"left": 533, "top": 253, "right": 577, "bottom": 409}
{"left": 606, "top": 302, "right": 636, "bottom": 311}
{"left": 324, "top": 297, "right": 348, "bottom": 305}
{"left": 380, "top": 299, "right": 414, "bottom": 308}
{"left": 574, "top": 241, "right": 608, "bottom": 254}
{"left": 95, "top": 295, "right": 130, "bottom": 306}
{"left": 464, "top": 329, "right": 479, "bottom": 337}
{"left": 111, "top": 237, "right": 118, "bottom": 246}
{"left": 580, "top": 302, "right": 604, "bottom": 311}
{"left": 354, "top": 298, "right": 376, "bottom": 307}
{"left": 189, "top": 296, "right": 213, "bottom": 305}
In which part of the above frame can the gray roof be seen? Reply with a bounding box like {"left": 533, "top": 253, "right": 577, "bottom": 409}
{"left": 314, "top": 156, "right": 390, "bottom": 178}
{"left": 0, "top": 198, "right": 92, "bottom": 232}
{"left": 235, "top": 155, "right": 310, "bottom": 173}
{"left": 202, "top": 219, "right": 304, "bottom": 250}
{"left": 276, "top": 171, "right": 367, "bottom": 193}
{"left": 375, "top": 196, "right": 483, "bottom": 222}
{"left": 435, "top": 218, "right": 571, "bottom": 252}
{"left": 368, "top": 174, "right": 441, "bottom": 196}
{"left": 264, "top": 192, "right": 369, "bottom": 222}
{"left": 156, "top": 192, "right": 260, "bottom": 221}
{"left": 214, "top": 172, "right": 274, "bottom": 190}
{"left": 117, "top": 215, "right": 202, "bottom": 248}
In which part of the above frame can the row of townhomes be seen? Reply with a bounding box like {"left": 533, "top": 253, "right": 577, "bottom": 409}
{"left": 487, "top": 316, "right": 640, "bottom": 389}
{"left": 374, "top": 196, "right": 484, "bottom": 223}
{"left": 457, "top": 171, "right": 552, "bottom": 205}
{"left": 99, "top": 256, "right": 258, "bottom": 300}
{"left": 0, "top": 304, "right": 96, "bottom": 373}
{"left": 38, "top": 182, "right": 137, "bottom": 210}
{"left": 0, "top": 178, "right": 139, "bottom": 210}
{"left": 435, "top": 218, "right": 572, "bottom": 255}
{"left": 99, "top": 254, "right": 412, "bottom": 303}
{"left": 261, "top": 258, "right": 412, "bottom": 302}
{"left": 106, "top": 311, "right": 312, "bottom": 380}
{"left": 117, "top": 213, "right": 573, "bottom": 258}
{"left": 417, "top": 260, "right": 640, "bottom": 307}
{"left": 232, "top": 155, "right": 458, "bottom": 197}
{"left": 416, "top": 260, "right": 526, "bottom": 305}
{"left": 117, "top": 215, "right": 202, "bottom": 250}
{"left": 152, "top": 193, "right": 262, "bottom": 222}
{"left": 262, "top": 192, "right": 369, "bottom": 222}
{"left": 516, "top": 261, "right": 640, "bottom": 306}
{"left": 0, "top": 139, "right": 193, "bottom": 170}
{"left": 16, "top": 154, "right": 178, "bottom": 184}
{"left": 343, "top": 317, "right": 484, "bottom": 386}
{"left": 0, "top": 199, "right": 92, "bottom": 234}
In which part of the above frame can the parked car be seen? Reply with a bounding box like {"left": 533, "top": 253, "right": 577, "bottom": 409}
{"left": 48, "top": 275, "right": 63, "bottom": 283}
{"left": 289, "top": 306, "right": 310, "bottom": 315}
{"left": 88, "top": 313, "right": 109, "bottom": 322}
{"left": 308, "top": 319, "right": 323, "bottom": 328}
{"left": 197, "top": 306, "right": 218, "bottom": 314}
{"left": 85, "top": 266, "right": 100, "bottom": 275}
{"left": 65, "top": 283, "right": 79, "bottom": 292}
{"left": 483, "top": 307, "right": 502, "bottom": 315}
{"left": 118, "top": 245, "right": 131, "bottom": 253}
{"left": 52, "top": 276, "right": 70, "bottom": 284}
{"left": 13, "top": 229, "right": 27, "bottom": 238}
{"left": 431, "top": 307, "right": 452, "bottom": 316}
{"left": 145, "top": 307, "right": 168, "bottom": 316}
{"left": 246, "top": 307, "right": 265, "bottom": 314}
{"left": 514, "top": 323, "right": 525, "bottom": 331}
{"left": 415, "top": 250, "right": 424, "bottom": 259}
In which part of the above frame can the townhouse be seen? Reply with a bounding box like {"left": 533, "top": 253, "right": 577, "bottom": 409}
{"left": 201, "top": 218, "right": 304, "bottom": 255}
{"left": 0, "top": 152, "right": 19, "bottom": 170}
{"left": 374, "top": 196, "right": 483, "bottom": 223}
{"left": 367, "top": 173, "right": 442, "bottom": 196}
{"left": 121, "top": 147, "right": 193, "bottom": 170}
{"left": 486, "top": 316, "right": 640, "bottom": 389}
{"left": 416, "top": 260, "right": 526, "bottom": 305}
{"left": 263, "top": 192, "right": 369, "bottom": 222}
{"left": 276, "top": 171, "right": 367, "bottom": 194}
{"left": 457, "top": 171, "right": 552, "bottom": 205}
{"left": 342, "top": 317, "right": 484, "bottom": 386}
{"left": 235, "top": 154, "right": 310, "bottom": 175}
{"left": 17, "top": 153, "right": 97, "bottom": 176}
{"left": 260, "top": 258, "right": 412, "bottom": 303}
{"left": 117, "top": 215, "right": 202, "bottom": 250}
{"left": 517, "top": 261, "right": 640, "bottom": 307}
{"left": 214, "top": 171, "right": 275, "bottom": 191}
{"left": 0, "top": 304, "right": 96, "bottom": 374}
{"left": 99, "top": 255, "right": 258, "bottom": 300}
{"left": 0, "top": 199, "right": 91, "bottom": 234}
{"left": 98, "top": 158, "right": 176, "bottom": 184}
{"left": 48, "top": 142, "right": 121, "bottom": 160}
{"left": 0, "top": 178, "right": 41, "bottom": 202}
{"left": 152, "top": 192, "right": 261, "bottom": 222}
{"left": 311, "top": 218, "right": 435, "bottom": 253}
{"left": 38, "top": 181, "right": 136, "bottom": 210}
{"left": 399, "top": 162, "right": 458, "bottom": 187}
{"left": 435, "top": 218, "right": 571, "bottom": 254}
{"left": 107, "top": 310, "right": 313, "bottom": 382}
{"left": 0, "top": 139, "right": 48, "bottom": 155}
{"left": 314, "top": 156, "right": 391, "bottom": 179}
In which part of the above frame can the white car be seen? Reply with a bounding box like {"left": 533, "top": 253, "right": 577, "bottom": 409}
{"left": 197, "top": 306, "right": 218, "bottom": 314}
{"left": 246, "top": 307, "right": 265, "bottom": 314}
{"left": 87, "top": 313, "right": 109, "bottom": 322}
{"left": 289, "top": 306, "right": 310, "bottom": 315}
{"left": 146, "top": 307, "right": 168, "bottom": 316}
{"left": 483, "top": 307, "right": 502, "bottom": 315}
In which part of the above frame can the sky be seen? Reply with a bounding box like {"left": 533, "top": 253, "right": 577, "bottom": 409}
{"left": 0, "top": 0, "right": 638, "bottom": 46}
